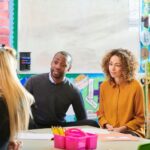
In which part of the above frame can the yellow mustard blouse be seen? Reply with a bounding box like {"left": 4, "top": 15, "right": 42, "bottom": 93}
{"left": 98, "top": 79, "right": 145, "bottom": 137}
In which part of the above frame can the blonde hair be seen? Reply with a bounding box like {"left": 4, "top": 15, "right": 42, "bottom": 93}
{"left": 0, "top": 46, "right": 34, "bottom": 139}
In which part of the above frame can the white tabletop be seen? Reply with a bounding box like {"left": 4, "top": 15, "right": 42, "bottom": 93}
{"left": 20, "top": 126, "right": 150, "bottom": 150}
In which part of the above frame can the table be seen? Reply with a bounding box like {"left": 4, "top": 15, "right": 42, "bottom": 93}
{"left": 20, "top": 126, "right": 150, "bottom": 150}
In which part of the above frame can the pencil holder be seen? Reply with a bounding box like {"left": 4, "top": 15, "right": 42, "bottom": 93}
{"left": 54, "top": 134, "right": 65, "bottom": 149}
{"left": 86, "top": 133, "right": 98, "bottom": 149}
{"left": 53, "top": 128, "right": 98, "bottom": 150}
{"left": 65, "top": 128, "right": 86, "bottom": 137}
{"left": 65, "top": 128, "right": 86, "bottom": 150}
{"left": 65, "top": 135, "right": 86, "bottom": 150}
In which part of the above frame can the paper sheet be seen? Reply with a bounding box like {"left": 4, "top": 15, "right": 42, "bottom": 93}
{"left": 18, "top": 132, "right": 53, "bottom": 140}
{"left": 99, "top": 133, "right": 139, "bottom": 141}
{"left": 82, "top": 128, "right": 109, "bottom": 134}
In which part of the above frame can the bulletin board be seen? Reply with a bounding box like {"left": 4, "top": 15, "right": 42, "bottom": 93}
{"left": 0, "top": 0, "right": 18, "bottom": 49}
{"left": 140, "top": 0, "right": 150, "bottom": 72}
{"left": 18, "top": 0, "right": 140, "bottom": 74}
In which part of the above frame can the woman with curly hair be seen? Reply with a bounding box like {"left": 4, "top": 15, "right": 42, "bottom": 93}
{"left": 0, "top": 46, "right": 34, "bottom": 149}
{"left": 98, "top": 48, "right": 145, "bottom": 137}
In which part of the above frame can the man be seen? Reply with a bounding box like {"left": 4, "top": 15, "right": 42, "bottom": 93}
{"left": 25, "top": 51, "right": 88, "bottom": 128}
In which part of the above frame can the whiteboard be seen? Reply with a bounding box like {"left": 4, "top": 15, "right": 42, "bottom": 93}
{"left": 18, "top": 0, "right": 140, "bottom": 73}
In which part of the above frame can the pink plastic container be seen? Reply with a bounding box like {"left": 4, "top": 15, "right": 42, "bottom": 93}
{"left": 66, "top": 135, "right": 86, "bottom": 150}
{"left": 86, "top": 133, "right": 98, "bottom": 149}
{"left": 65, "top": 128, "right": 86, "bottom": 137}
{"left": 54, "top": 128, "right": 98, "bottom": 150}
{"left": 65, "top": 128, "right": 86, "bottom": 150}
{"left": 54, "top": 134, "right": 65, "bottom": 149}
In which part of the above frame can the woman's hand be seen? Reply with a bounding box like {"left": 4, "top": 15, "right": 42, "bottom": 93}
{"left": 8, "top": 140, "right": 23, "bottom": 150}
{"left": 113, "top": 126, "right": 127, "bottom": 133}
{"left": 105, "top": 124, "right": 128, "bottom": 133}
{"left": 105, "top": 124, "right": 114, "bottom": 131}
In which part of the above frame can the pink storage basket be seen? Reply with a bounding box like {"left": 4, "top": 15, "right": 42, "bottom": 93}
{"left": 54, "top": 134, "right": 65, "bottom": 149}
{"left": 54, "top": 128, "right": 98, "bottom": 150}
{"left": 65, "top": 128, "right": 86, "bottom": 150}
{"left": 86, "top": 133, "right": 98, "bottom": 149}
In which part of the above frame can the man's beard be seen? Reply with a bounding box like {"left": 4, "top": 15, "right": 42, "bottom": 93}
{"left": 51, "top": 69, "right": 64, "bottom": 79}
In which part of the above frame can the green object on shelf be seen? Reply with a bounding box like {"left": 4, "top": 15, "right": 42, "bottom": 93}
{"left": 138, "top": 143, "right": 150, "bottom": 150}
{"left": 145, "top": 61, "right": 150, "bottom": 76}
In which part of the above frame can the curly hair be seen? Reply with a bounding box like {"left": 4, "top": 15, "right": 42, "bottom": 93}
{"left": 101, "top": 48, "right": 138, "bottom": 84}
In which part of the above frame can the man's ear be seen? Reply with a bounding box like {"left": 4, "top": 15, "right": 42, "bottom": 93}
{"left": 67, "top": 65, "right": 72, "bottom": 72}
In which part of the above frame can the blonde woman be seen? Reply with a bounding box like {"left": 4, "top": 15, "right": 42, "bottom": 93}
{"left": 0, "top": 46, "right": 34, "bottom": 150}
{"left": 98, "top": 48, "right": 145, "bottom": 137}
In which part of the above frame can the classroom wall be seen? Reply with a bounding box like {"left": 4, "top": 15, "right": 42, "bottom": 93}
{"left": 17, "top": 0, "right": 142, "bottom": 121}
{"left": 18, "top": 0, "right": 140, "bottom": 74}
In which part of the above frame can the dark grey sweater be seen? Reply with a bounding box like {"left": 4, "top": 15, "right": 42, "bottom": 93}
{"left": 25, "top": 73, "right": 87, "bottom": 127}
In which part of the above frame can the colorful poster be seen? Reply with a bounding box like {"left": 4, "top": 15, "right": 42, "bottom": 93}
{"left": 140, "top": 0, "right": 150, "bottom": 139}
{"left": 0, "top": 0, "right": 10, "bottom": 46}
{"left": 140, "top": 0, "right": 150, "bottom": 72}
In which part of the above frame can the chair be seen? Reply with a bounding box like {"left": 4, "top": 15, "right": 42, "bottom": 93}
{"left": 138, "top": 143, "right": 150, "bottom": 150}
